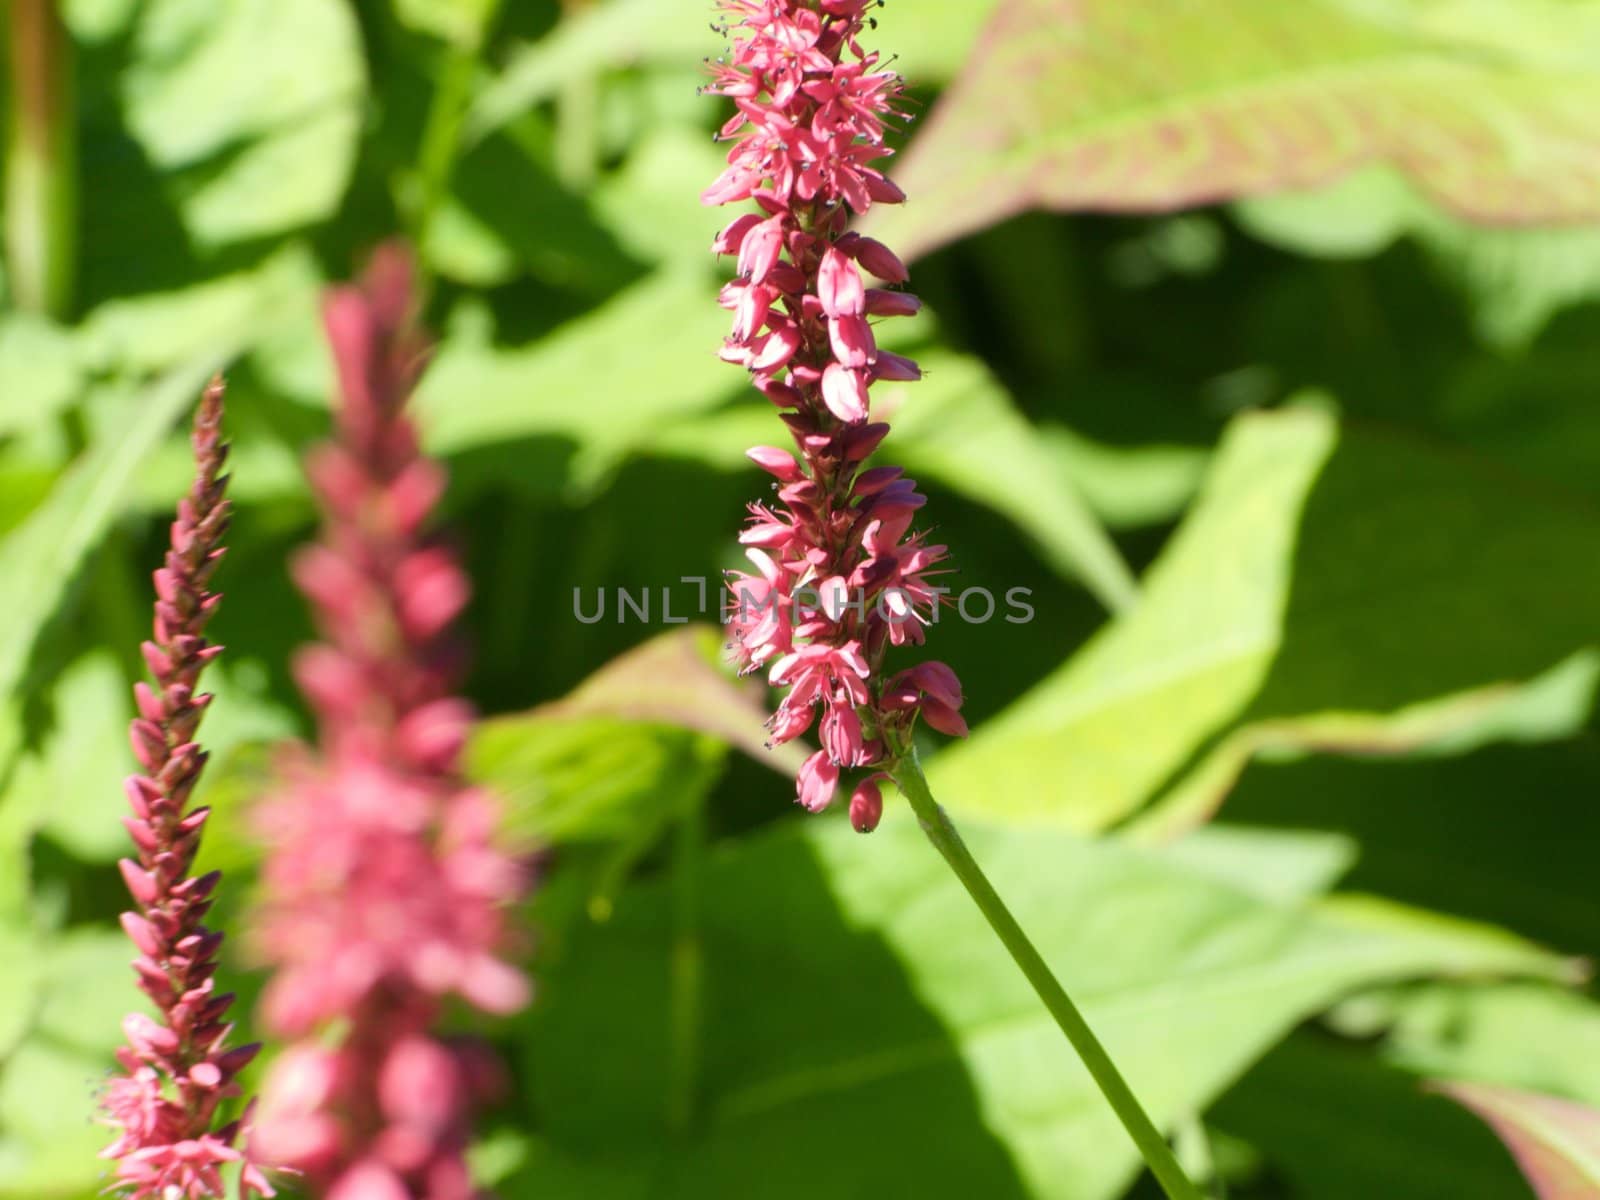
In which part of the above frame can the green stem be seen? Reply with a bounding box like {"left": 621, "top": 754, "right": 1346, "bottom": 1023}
{"left": 406, "top": 0, "right": 505, "bottom": 271}
{"left": 411, "top": 47, "right": 478, "bottom": 243}
{"left": 5, "top": 0, "right": 76, "bottom": 318}
{"left": 889, "top": 751, "right": 1206, "bottom": 1200}
{"left": 665, "top": 786, "right": 705, "bottom": 1134}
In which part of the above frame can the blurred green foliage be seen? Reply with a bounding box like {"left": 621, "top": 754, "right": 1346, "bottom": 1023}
{"left": 1, "top": 0, "right": 1598, "bottom": 1197}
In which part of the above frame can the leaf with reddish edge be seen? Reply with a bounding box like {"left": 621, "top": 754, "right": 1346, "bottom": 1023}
{"left": 505, "top": 625, "right": 805, "bottom": 775}
{"left": 1435, "top": 1082, "right": 1600, "bottom": 1199}
{"left": 870, "top": 0, "right": 1600, "bottom": 262}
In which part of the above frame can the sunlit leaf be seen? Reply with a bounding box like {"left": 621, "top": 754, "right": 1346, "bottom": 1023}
{"left": 12, "top": 654, "right": 131, "bottom": 863}
{"left": 393, "top": 0, "right": 498, "bottom": 48}
{"left": 529, "top": 626, "right": 797, "bottom": 770}
{"left": 1238, "top": 166, "right": 1600, "bottom": 349}
{"left": 121, "top": 0, "right": 365, "bottom": 245}
{"left": 0, "top": 924, "right": 39, "bottom": 1063}
{"left": 76, "top": 245, "right": 322, "bottom": 376}
{"left": 514, "top": 817, "right": 1568, "bottom": 1200}
{"left": 0, "top": 316, "right": 82, "bottom": 439}
{"left": 1374, "top": 983, "right": 1600, "bottom": 1108}
{"left": 872, "top": 0, "right": 1600, "bottom": 261}
{"left": 928, "top": 403, "right": 1600, "bottom": 831}
{"left": 467, "top": 0, "right": 992, "bottom": 144}
{"left": 0, "top": 1041, "right": 107, "bottom": 1198}
{"left": 0, "top": 361, "right": 218, "bottom": 773}
{"left": 419, "top": 270, "right": 730, "bottom": 492}
{"left": 469, "top": 627, "right": 798, "bottom": 848}
{"left": 1208, "top": 1033, "right": 1535, "bottom": 1199}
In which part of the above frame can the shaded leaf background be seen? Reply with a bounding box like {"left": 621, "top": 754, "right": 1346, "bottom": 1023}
{"left": 0, "top": 1, "right": 1597, "bottom": 1198}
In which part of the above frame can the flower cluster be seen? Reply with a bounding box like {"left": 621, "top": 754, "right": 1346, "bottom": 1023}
{"left": 102, "top": 378, "right": 272, "bottom": 1200}
{"left": 248, "top": 247, "right": 529, "bottom": 1200}
{"left": 705, "top": 0, "right": 967, "bottom": 828}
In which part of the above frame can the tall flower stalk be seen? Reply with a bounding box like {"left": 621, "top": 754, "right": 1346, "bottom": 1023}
{"left": 702, "top": 4, "right": 1204, "bottom": 1197}
{"left": 248, "top": 246, "right": 528, "bottom": 1200}
{"left": 102, "top": 378, "right": 272, "bottom": 1200}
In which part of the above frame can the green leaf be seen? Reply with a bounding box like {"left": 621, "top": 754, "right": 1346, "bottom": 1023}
{"left": 518, "top": 817, "right": 1567, "bottom": 1200}
{"left": 0, "top": 924, "right": 39, "bottom": 1064}
{"left": 1374, "top": 983, "right": 1600, "bottom": 1108}
{"left": 528, "top": 627, "right": 798, "bottom": 770}
{"left": 1436, "top": 1082, "right": 1600, "bottom": 1200}
{"left": 76, "top": 244, "right": 322, "bottom": 377}
{"left": 0, "top": 1041, "right": 108, "bottom": 1198}
{"left": 1042, "top": 423, "right": 1209, "bottom": 532}
{"left": 473, "top": 717, "right": 721, "bottom": 848}
{"left": 469, "top": 627, "right": 796, "bottom": 848}
{"left": 929, "top": 403, "right": 1600, "bottom": 831}
{"left": 1206, "top": 1032, "right": 1535, "bottom": 1199}
{"left": 871, "top": 0, "right": 1600, "bottom": 261}
{"left": 1130, "top": 649, "right": 1600, "bottom": 840}
{"left": 642, "top": 343, "right": 1138, "bottom": 610}
{"left": 11, "top": 653, "right": 132, "bottom": 863}
{"left": 393, "top": 0, "right": 498, "bottom": 48}
{"left": 31, "top": 928, "right": 144, "bottom": 1059}
{"left": 1237, "top": 165, "right": 1600, "bottom": 349}
{"left": 0, "top": 360, "right": 218, "bottom": 773}
{"left": 467, "top": 0, "right": 991, "bottom": 145}
{"left": 121, "top": 0, "right": 365, "bottom": 245}
{"left": 878, "top": 350, "right": 1138, "bottom": 612}
{"left": 0, "top": 316, "right": 83, "bottom": 439}
{"left": 419, "top": 270, "right": 732, "bottom": 492}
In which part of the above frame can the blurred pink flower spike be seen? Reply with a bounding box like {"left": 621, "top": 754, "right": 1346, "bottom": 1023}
{"left": 250, "top": 245, "right": 530, "bottom": 1200}
{"left": 102, "top": 377, "right": 273, "bottom": 1200}
{"left": 706, "top": 0, "right": 968, "bottom": 830}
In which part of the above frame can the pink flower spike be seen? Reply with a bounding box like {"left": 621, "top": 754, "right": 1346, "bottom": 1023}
{"left": 102, "top": 377, "right": 271, "bottom": 1200}
{"left": 249, "top": 245, "right": 528, "bottom": 1199}
{"left": 704, "top": 0, "right": 968, "bottom": 808}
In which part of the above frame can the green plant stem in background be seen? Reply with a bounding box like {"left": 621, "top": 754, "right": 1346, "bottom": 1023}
{"left": 666, "top": 785, "right": 706, "bottom": 1134}
{"left": 5, "top": 0, "right": 76, "bottom": 317}
{"left": 408, "top": 0, "right": 505, "bottom": 266}
{"left": 890, "top": 752, "right": 1207, "bottom": 1200}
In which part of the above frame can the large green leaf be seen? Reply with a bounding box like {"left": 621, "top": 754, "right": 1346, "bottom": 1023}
{"left": 927, "top": 403, "right": 1600, "bottom": 831}
{"left": 121, "top": 0, "right": 365, "bottom": 245}
{"left": 0, "top": 924, "right": 39, "bottom": 1064}
{"left": 1437, "top": 1083, "right": 1600, "bottom": 1200}
{"left": 1373, "top": 983, "right": 1600, "bottom": 1108}
{"left": 469, "top": 627, "right": 795, "bottom": 849}
{"left": 512, "top": 817, "right": 1566, "bottom": 1200}
{"left": 0, "top": 929, "right": 156, "bottom": 1199}
{"left": 9, "top": 654, "right": 131, "bottom": 863}
{"left": 76, "top": 244, "right": 322, "bottom": 377}
{"left": 0, "top": 1040, "right": 109, "bottom": 1198}
{"left": 1170, "top": 717, "right": 1600, "bottom": 959}
{"left": 1206, "top": 1033, "right": 1535, "bottom": 1199}
{"left": 0, "top": 316, "right": 82, "bottom": 439}
{"left": 1237, "top": 165, "right": 1600, "bottom": 349}
{"left": 418, "top": 270, "right": 730, "bottom": 492}
{"left": 467, "top": 0, "right": 994, "bottom": 143}
{"left": 871, "top": 0, "right": 1600, "bottom": 261}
